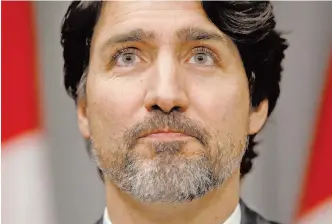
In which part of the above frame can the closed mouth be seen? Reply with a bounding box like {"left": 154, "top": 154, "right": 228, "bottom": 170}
{"left": 139, "top": 128, "right": 191, "bottom": 138}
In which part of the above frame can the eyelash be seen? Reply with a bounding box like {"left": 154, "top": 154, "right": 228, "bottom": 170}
{"left": 191, "top": 47, "right": 220, "bottom": 62}
{"left": 111, "top": 47, "right": 139, "bottom": 62}
{"left": 109, "top": 46, "right": 220, "bottom": 63}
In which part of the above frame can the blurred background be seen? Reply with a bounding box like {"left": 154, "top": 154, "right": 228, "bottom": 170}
{"left": 2, "top": 1, "right": 332, "bottom": 224}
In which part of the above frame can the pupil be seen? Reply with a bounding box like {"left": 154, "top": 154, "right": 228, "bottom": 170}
{"left": 196, "top": 54, "right": 206, "bottom": 63}
{"left": 124, "top": 54, "right": 133, "bottom": 62}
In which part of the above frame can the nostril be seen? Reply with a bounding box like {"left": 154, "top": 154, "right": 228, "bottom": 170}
{"left": 151, "top": 105, "right": 162, "bottom": 111}
{"left": 150, "top": 105, "right": 182, "bottom": 113}
{"left": 172, "top": 106, "right": 181, "bottom": 112}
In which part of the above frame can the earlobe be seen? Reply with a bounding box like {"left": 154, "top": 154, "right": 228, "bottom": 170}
{"left": 249, "top": 99, "right": 269, "bottom": 135}
{"left": 77, "top": 98, "right": 90, "bottom": 139}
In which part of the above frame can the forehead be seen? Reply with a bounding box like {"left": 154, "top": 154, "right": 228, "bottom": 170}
{"left": 93, "top": 1, "right": 225, "bottom": 42}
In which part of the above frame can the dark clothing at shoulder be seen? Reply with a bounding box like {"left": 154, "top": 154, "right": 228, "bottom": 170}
{"left": 95, "top": 217, "right": 103, "bottom": 224}
{"left": 94, "top": 200, "right": 280, "bottom": 224}
{"left": 239, "top": 200, "right": 280, "bottom": 224}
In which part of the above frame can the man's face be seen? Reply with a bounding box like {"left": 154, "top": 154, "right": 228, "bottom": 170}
{"left": 78, "top": 1, "right": 266, "bottom": 203}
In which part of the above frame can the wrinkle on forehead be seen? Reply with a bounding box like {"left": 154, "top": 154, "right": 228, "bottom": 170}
{"left": 93, "top": 1, "right": 227, "bottom": 47}
{"left": 98, "top": 1, "right": 205, "bottom": 26}
{"left": 103, "top": 1, "right": 204, "bottom": 13}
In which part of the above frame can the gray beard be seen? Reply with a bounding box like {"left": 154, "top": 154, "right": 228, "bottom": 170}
{"left": 93, "top": 139, "right": 246, "bottom": 204}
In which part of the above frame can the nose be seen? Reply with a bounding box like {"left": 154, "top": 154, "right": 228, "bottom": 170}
{"left": 144, "top": 52, "right": 189, "bottom": 113}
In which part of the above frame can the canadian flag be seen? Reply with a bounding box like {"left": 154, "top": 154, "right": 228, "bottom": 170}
{"left": 2, "top": 2, "right": 55, "bottom": 224}
{"left": 295, "top": 50, "right": 332, "bottom": 224}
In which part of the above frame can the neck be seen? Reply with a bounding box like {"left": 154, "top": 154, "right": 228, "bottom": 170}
{"left": 104, "top": 169, "right": 240, "bottom": 224}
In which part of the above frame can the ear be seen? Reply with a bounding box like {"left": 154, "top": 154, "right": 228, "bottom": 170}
{"left": 249, "top": 99, "right": 269, "bottom": 135}
{"left": 77, "top": 97, "right": 90, "bottom": 139}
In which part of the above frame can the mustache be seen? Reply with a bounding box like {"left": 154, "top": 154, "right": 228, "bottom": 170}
{"left": 123, "top": 111, "right": 210, "bottom": 149}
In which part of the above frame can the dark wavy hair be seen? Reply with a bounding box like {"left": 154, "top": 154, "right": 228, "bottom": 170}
{"left": 61, "top": 1, "right": 288, "bottom": 179}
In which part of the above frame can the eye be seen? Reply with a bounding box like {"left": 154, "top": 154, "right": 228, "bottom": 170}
{"left": 112, "top": 48, "right": 141, "bottom": 67}
{"left": 188, "top": 47, "right": 218, "bottom": 66}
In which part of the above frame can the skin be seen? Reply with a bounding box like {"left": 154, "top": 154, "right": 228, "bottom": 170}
{"left": 77, "top": 1, "right": 268, "bottom": 224}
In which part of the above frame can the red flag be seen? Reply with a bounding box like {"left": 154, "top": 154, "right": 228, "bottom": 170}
{"left": 2, "top": 2, "right": 55, "bottom": 223}
{"left": 295, "top": 50, "right": 332, "bottom": 223}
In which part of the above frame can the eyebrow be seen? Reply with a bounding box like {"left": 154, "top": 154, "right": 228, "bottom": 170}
{"left": 177, "top": 26, "right": 226, "bottom": 43}
{"left": 101, "top": 28, "right": 155, "bottom": 51}
{"left": 101, "top": 26, "right": 226, "bottom": 52}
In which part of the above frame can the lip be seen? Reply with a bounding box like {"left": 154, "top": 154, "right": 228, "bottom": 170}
{"left": 139, "top": 129, "right": 192, "bottom": 139}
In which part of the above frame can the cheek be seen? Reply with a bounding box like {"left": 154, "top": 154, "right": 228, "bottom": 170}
{"left": 86, "top": 75, "right": 145, "bottom": 138}
{"left": 190, "top": 76, "right": 250, "bottom": 135}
